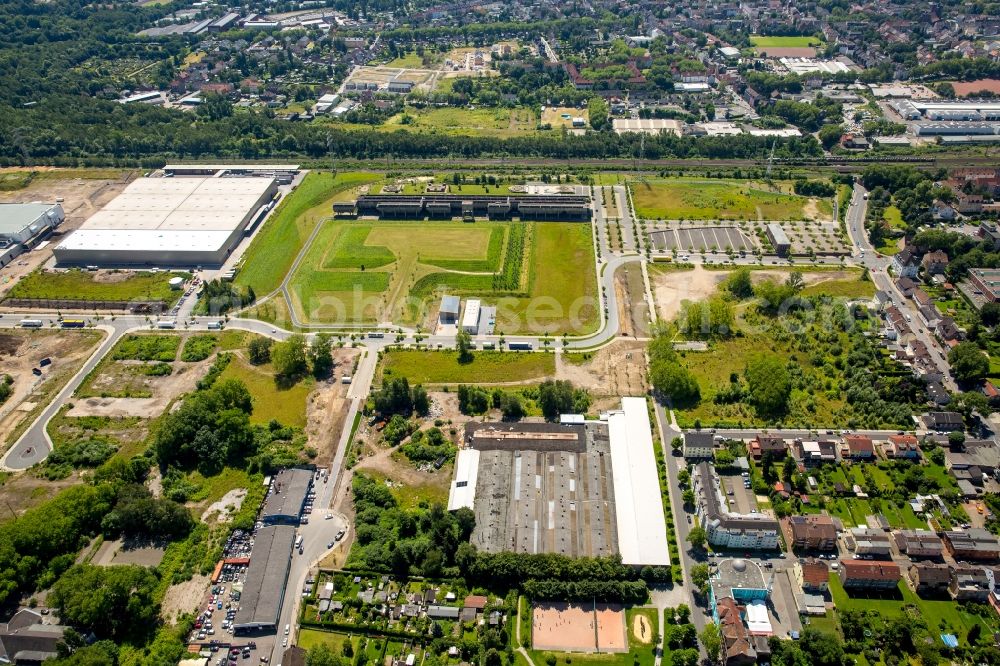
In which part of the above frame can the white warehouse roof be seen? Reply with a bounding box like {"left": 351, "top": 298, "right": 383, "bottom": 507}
{"left": 447, "top": 448, "right": 480, "bottom": 511}
{"left": 608, "top": 397, "right": 671, "bottom": 566}
{"left": 54, "top": 176, "right": 276, "bottom": 266}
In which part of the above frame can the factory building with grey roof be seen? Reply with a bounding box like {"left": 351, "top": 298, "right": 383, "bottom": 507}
{"left": 232, "top": 525, "right": 296, "bottom": 633}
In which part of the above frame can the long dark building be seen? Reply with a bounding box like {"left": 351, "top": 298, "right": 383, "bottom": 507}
{"left": 334, "top": 194, "right": 591, "bottom": 220}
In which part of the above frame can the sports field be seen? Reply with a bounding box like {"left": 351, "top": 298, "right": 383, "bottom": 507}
{"left": 630, "top": 179, "right": 832, "bottom": 221}
{"left": 749, "top": 35, "right": 823, "bottom": 47}
{"left": 234, "top": 171, "right": 382, "bottom": 297}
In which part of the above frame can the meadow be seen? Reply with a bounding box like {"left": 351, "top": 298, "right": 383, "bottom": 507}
{"left": 630, "top": 178, "right": 830, "bottom": 221}
{"left": 217, "top": 354, "right": 313, "bottom": 428}
{"left": 234, "top": 171, "right": 382, "bottom": 296}
{"left": 382, "top": 106, "right": 540, "bottom": 138}
{"left": 7, "top": 269, "right": 189, "bottom": 304}
{"left": 378, "top": 349, "right": 555, "bottom": 384}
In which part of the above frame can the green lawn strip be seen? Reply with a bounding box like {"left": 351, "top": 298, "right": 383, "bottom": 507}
{"left": 800, "top": 276, "right": 876, "bottom": 299}
{"left": 6, "top": 269, "right": 189, "bottom": 304}
{"left": 235, "top": 171, "right": 381, "bottom": 295}
{"left": 629, "top": 179, "right": 825, "bottom": 221}
{"left": 323, "top": 226, "right": 395, "bottom": 270}
{"left": 217, "top": 355, "right": 313, "bottom": 428}
{"left": 828, "top": 575, "right": 999, "bottom": 642}
{"left": 379, "top": 350, "right": 555, "bottom": 385}
{"left": 750, "top": 35, "right": 822, "bottom": 47}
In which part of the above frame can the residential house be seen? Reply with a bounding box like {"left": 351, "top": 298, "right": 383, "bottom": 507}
{"left": 908, "top": 562, "right": 951, "bottom": 595}
{"left": 892, "top": 247, "right": 920, "bottom": 278}
{"left": 839, "top": 560, "right": 902, "bottom": 589}
{"left": 895, "top": 277, "right": 920, "bottom": 297}
{"left": 684, "top": 432, "right": 716, "bottom": 459}
{"left": 717, "top": 598, "right": 757, "bottom": 666}
{"left": 931, "top": 200, "right": 957, "bottom": 221}
{"left": 785, "top": 515, "right": 838, "bottom": 551}
{"left": 949, "top": 565, "right": 992, "bottom": 601}
{"left": 791, "top": 439, "right": 837, "bottom": 466}
{"left": 749, "top": 435, "right": 786, "bottom": 461}
{"left": 884, "top": 434, "right": 920, "bottom": 459}
{"left": 936, "top": 317, "right": 963, "bottom": 343}
{"left": 922, "top": 250, "right": 949, "bottom": 275}
{"left": 943, "top": 529, "right": 1000, "bottom": 561}
{"left": 923, "top": 411, "right": 965, "bottom": 432}
{"left": 848, "top": 527, "right": 893, "bottom": 556}
{"left": 794, "top": 559, "right": 830, "bottom": 592}
{"left": 842, "top": 435, "right": 875, "bottom": 461}
{"left": 892, "top": 530, "right": 944, "bottom": 558}
{"left": 694, "top": 463, "right": 780, "bottom": 550}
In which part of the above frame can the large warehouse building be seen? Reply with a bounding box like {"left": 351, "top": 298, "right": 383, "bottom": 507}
{"left": 232, "top": 525, "right": 296, "bottom": 633}
{"left": 53, "top": 176, "right": 277, "bottom": 267}
{"left": 0, "top": 203, "right": 64, "bottom": 268}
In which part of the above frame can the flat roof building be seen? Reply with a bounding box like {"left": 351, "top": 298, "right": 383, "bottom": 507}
{"left": 608, "top": 397, "right": 671, "bottom": 566}
{"left": 261, "top": 468, "right": 313, "bottom": 525}
{"left": 232, "top": 525, "right": 296, "bottom": 632}
{"left": 54, "top": 176, "right": 276, "bottom": 267}
{"left": 447, "top": 448, "right": 480, "bottom": 511}
{"left": 440, "top": 295, "right": 461, "bottom": 323}
{"left": 766, "top": 223, "right": 790, "bottom": 256}
{"left": 462, "top": 299, "right": 482, "bottom": 334}
{"left": 0, "top": 203, "right": 64, "bottom": 268}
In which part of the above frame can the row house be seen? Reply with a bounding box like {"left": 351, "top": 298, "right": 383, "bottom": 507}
{"left": 884, "top": 433, "right": 920, "bottom": 459}
{"left": 794, "top": 559, "right": 830, "bottom": 593}
{"left": 840, "top": 560, "right": 902, "bottom": 589}
{"left": 785, "top": 515, "right": 838, "bottom": 551}
{"left": 943, "top": 529, "right": 1000, "bottom": 561}
{"left": 749, "top": 435, "right": 787, "bottom": 461}
{"left": 892, "top": 529, "right": 944, "bottom": 559}
{"left": 842, "top": 434, "right": 875, "bottom": 461}
{"left": 790, "top": 439, "right": 837, "bottom": 466}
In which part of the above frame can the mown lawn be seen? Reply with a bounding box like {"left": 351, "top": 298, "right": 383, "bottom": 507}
{"left": 235, "top": 171, "right": 382, "bottom": 296}
{"left": 630, "top": 179, "right": 826, "bottom": 220}
{"left": 7, "top": 269, "right": 188, "bottom": 303}
{"left": 378, "top": 349, "right": 555, "bottom": 385}
{"left": 217, "top": 354, "right": 313, "bottom": 427}
{"left": 750, "top": 35, "right": 823, "bottom": 47}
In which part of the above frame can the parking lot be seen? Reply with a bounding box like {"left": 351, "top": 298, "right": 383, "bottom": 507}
{"left": 719, "top": 471, "right": 759, "bottom": 515}
{"left": 648, "top": 224, "right": 757, "bottom": 254}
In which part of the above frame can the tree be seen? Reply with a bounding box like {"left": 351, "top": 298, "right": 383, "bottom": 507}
{"left": 690, "top": 563, "right": 711, "bottom": 596}
{"left": 980, "top": 302, "right": 1000, "bottom": 327}
{"left": 456, "top": 329, "right": 473, "bottom": 364}
{"left": 949, "top": 342, "right": 989, "bottom": 384}
{"left": 588, "top": 96, "right": 609, "bottom": 131}
{"left": 537, "top": 380, "right": 588, "bottom": 420}
{"left": 948, "top": 430, "right": 966, "bottom": 449}
{"left": 499, "top": 393, "right": 525, "bottom": 419}
{"left": 686, "top": 526, "right": 707, "bottom": 550}
{"left": 247, "top": 337, "right": 272, "bottom": 365}
{"left": 670, "top": 436, "right": 683, "bottom": 454}
{"left": 50, "top": 564, "right": 158, "bottom": 640}
{"left": 786, "top": 271, "right": 805, "bottom": 293}
{"left": 798, "top": 628, "right": 845, "bottom": 666}
{"left": 309, "top": 333, "right": 334, "bottom": 378}
{"left": 745, "top": 354, "right": 791, "bottom": 416}
{"left": 699, "top": 624, "right": 721, "bottom": 664}
{"left": 272, "top": 334, "right": 308, "bottom": 381}
{"left": 724, "top": 267, "right": 754, "bottom": 299}
{"left": 650, "top": 358, "right": 701, "bottom": 403}
{"left": 818, "top": 123, "right": 844, "bottom": 150}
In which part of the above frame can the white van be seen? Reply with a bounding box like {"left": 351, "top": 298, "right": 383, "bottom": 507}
{"left": 284, "top": 624, "right": 290, "bottom": 636}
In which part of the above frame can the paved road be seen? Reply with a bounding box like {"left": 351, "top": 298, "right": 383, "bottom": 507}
{"left": 842, "top": 184, "right": 957, "bottom": 391}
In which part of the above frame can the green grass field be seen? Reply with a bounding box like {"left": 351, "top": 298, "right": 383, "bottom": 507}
{"left": 234, "top": 171, "right": 382, "bottom": 296}
{"left": 382, "top": 106, "right": 540, "bottom": 138}
{"left": 288, "top": 220, "right": 505, "bottom": 325}
{"left": 379, "top": 349, "right": 555, "bottom": 385}
{"left": 6, "top": 269, "right": 188, "bottom": 303}
{"left": 217, "top": 354, "right": 313, "bottom": 428}
{"left": 750, "top": 35, "right": 823, "bottom": 47}
{"left": 630, "top": 179, "right": 829, "bottom": 220}
{"left": 800, "top": 273, "right": 876, "bottom": 299}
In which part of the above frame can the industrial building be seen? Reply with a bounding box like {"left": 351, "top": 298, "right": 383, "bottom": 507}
{"left": 452, "top": 398, "right": 669, "bottom": 566}
{"left": 462, "top": 299, "right": 482, "bottom": 334}
{"left": 54, "top": 176, "right": 277, "bottom": 267}
{"left": 439, "top": 295, "right": 460, "bottom": 324}
{"left": 694, "top": 462, "right": 780, "bottom": 550}
{"left": 232, "top": 525, "right": 296, "bottom": 633}
{"left": 261, "top": 468, "right": 313, "bottom": 525}
{"left": 0, "top": 203, "right": 64, "bottom": 268}
{"left": 607, "top": 397, "right": 671, "bottom": 567}
{"left": 337, "top": 194, "right": 591, "bottom": 220}
{"left": 611, "top": 118, "right": 682, "bottom": 136}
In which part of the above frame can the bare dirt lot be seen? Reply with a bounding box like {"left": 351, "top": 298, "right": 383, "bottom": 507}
{"left": 92, "top": 538, "right": 166, "bottom": 567}
{"left": 0, "top": 470, "right": 84, "bottom": 518}
{"left": 0, "top": 170, "right": 132, "bottom": 298}
{"left": 615, "top": 264, "right": 651, "bottom": 337}
{"left": 533, "top": 602, "right": 627, "bottom": 653}
{"left": 307, "top": 348, "right": 361, "bottom": 467}
{"left": 558, "top": 341, "right": 647, "bottom": 412}
{"left": 0, "top": 329, "right": 103, "bottom": 448}
{"left": 649, "top": 265, "right": 726, "bottom": 321}
{"left": 161, "top": 574, "right": 211, "bottom": 624}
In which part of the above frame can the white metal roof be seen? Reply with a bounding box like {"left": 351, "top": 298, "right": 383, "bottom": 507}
{"left": 56, "top": 229, "right": 235, "bottom": 253}
{"left": 462, "top": 299, "right": 481, "bottom": 329}
{"left": 608, "top": 397, "right": 671, "bottom": 566}
{"left": 447, "top": 448, "right": 480, "bottom": 511}
{"left": 745, "top": 600, "right": 772, "bottom": 634}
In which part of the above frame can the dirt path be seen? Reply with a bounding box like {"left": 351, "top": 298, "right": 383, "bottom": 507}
{"left": 306, "top": 349, "right": 360, "bottom": 467}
